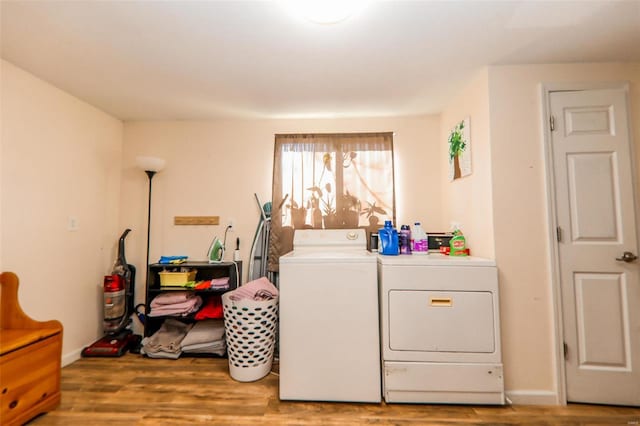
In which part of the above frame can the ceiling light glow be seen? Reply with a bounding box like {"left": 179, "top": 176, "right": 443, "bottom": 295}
{"left": 282, "top": 0, "right": 367, "bottom": 25}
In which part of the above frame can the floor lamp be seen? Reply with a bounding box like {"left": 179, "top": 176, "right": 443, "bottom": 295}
{"left": 136, "top": 156, "right": 166, "bottom": 286}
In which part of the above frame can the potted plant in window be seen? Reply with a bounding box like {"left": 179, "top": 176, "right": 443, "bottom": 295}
{"left": 307, "top": 185, "right": 325, "bottom": 229}
{"left": 307, "top": 183, "right": 337, "bottom": 229}
{"left": 287, "top": 199, "right": 306, "bottom": 229}
{"left": 320, "top": 183, "right": 337, "bottom": 228}
{"left": 340, "top": 190, "right": 361, "bottom": 228}
{"left": 361, "top": 200, "right": 386, "bottom": 232}
{"left": 307, "top": 192, "right": 323, "bottom": 229}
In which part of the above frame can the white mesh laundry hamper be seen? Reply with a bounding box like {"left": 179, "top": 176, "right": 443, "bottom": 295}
{"left": 221, "top": 292, "right": 278, "bottom": 382}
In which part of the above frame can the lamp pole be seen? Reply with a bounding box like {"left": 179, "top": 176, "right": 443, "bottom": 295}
{"left": 136, "top": 155, "right": 165, "bottom": 299}
{"left": 144, "top": 170, "right": 157, "bottom": 273}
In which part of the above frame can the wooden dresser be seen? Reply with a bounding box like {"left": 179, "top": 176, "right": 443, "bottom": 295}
{"left": 0, "top": 271, "right": 63, "bottom": 426}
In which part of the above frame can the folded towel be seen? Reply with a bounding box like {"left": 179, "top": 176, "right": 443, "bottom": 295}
{"left": 181, "top": 319, "right": 225, "bottom": 347}
{"left": 211, "top": 277, "right": 230, "bottom": 286}
{"left": 150, "top": 291, "right": 196, "bottom": 307}
{"left": 228, "top": 277, "right": 278, "bottom": 301}
{"left": 149, "top": 296, "right": 202, "bottom": 317}
{"left": 182, "top": 342, "right": 226, "bottom": 356}
{"left": 144, "top": 349, "right": 182, "bottom": 359}
{"left": 143, "top": 318, "right": 192, "bottom": 354}
{"left": 182, "top": 340, "right": 226, "bottom": 352}
{"left": 158, "top": 255, "right": 188, "bottom": 264}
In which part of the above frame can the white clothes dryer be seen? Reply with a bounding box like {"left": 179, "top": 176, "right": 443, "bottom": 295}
{"left": 378, "top": 254, "right": 504, "bottom": 404}
{"left": 279, "top": 229, "right": 381, "bottom": 402}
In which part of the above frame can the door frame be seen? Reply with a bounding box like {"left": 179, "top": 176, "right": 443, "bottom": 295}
{"left": 539, "top": 81, "right": 639, "bottom": 405}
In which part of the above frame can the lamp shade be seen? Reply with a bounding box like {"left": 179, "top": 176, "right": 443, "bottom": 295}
{"left": 136, "top": 156, "right": 166, "bottom": 173}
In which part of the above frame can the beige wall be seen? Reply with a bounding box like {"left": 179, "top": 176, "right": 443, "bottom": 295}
{"left": 121, "top": 116, "right": 442, "bottom": 313}
{"left": 1, "top": 58, "right": 442, "bottom": 362}
{"left": 0, "top": 60, "right": 124, "bottom": 365}
{"left": 440, "top": 68, "right": 494, "bottom": 259}
{"left": 488, "top": 62, "right": 640, "bottom": 402}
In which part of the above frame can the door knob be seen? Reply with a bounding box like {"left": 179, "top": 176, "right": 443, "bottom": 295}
{"left": 615, "top": 251, "right": 638, "bottom": 262}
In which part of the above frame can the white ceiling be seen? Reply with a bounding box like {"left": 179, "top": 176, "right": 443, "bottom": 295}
{"left": 2, "top": 0, "right": 639, "bottom": 121}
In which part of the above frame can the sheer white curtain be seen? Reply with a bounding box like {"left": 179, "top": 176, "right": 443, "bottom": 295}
{"left": 269, "top": 132, "right": 395, "bottom": 272}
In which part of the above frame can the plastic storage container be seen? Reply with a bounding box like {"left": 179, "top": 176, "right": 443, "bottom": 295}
{"left": 221, "top": 292, "right": 279, "bottom": 382}
{"left": 378, "top": 220, "right": 399, "bottom": 255}
{"left": 158, "top": 270, "right": 197, "bottom": 286}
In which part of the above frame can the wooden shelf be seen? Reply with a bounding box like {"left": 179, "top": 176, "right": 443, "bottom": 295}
{"left": 144, "top": 261, "right": 241, "bottom": 339}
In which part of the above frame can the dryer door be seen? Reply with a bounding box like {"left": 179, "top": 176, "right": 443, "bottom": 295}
{"left": 389, "top": 290, "right": 495, "bottom": 353}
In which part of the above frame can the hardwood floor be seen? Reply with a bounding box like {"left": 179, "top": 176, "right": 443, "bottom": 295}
{"left": 29, "top": 354, "right": 640, "bottom": 425}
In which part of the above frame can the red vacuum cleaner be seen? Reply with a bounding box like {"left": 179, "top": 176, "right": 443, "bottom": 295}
{"left": 82, "top": 229, "right": 142, "bottom": 357}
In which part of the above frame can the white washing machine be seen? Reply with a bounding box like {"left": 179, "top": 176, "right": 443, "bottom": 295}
{"left": 378, "top": 254, "right": 504, "bottom": 404}
{"left": 279, "top": 229, "right": 381, "bottom": 402}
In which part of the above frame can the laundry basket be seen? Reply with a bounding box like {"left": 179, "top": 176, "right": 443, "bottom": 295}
{"left": 221, "top": 292, "right": 278, "bottom": 382}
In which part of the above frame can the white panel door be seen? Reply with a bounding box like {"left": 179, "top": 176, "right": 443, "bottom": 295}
{"left": 550, "top": 88, "right": 639, "bottom": 406}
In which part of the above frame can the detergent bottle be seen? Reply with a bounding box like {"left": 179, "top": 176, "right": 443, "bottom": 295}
{"left": 449, "top": 227, "right": 468, "bottom": 256}
{"left": 399, "top": 225, "right": 412, "bottom": 254}
{"left": 412, "top": 222, "right": 429, "bottom": 255}
{"left": 378, "top": 220, "right": 399, "bottom": 255}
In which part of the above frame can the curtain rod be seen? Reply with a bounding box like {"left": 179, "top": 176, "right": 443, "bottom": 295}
{"left": 275, "top": 132, "right": 394, "bottom": 138}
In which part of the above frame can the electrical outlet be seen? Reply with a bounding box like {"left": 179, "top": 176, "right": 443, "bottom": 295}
{"left": 68, "top": 216, "right": 79, "bottom": 231}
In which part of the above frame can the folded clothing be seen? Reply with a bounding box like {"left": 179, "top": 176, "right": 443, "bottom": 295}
{"left": 181, "top": 319, "right": 225, "bottom": 347}
{"left": 144, "top": 349, "right": 182, "bottom": 359}
{"left": 182, "top": 341, "right": 226, "bottom": 356}
{"left": 194, "top": 295, "right": 223, "bottom": 320}
{"left": 158, "top": 255, "right": 188, "bottom": 264}
{"left": 149, "top": 295, "right": 202, "bottom": 317}
{"left": 228, "top": 276, "right": 278, "bottom": 301}
{"left": 210, "top": 277, "right": 230, "bottom": 288}
{"left": 142, "top": 318, "right": 192, "bottom": 357}
{"left": 182, "top": 340, "right": 226, "bottom": 351}
{"left": 194, "top": 280, "right": 211, "bottom": 290}
{"left": 181, "top": 318, "right": 226, "bottom": 356}
{"left": 192, "top": 277, "right": 230, "bottom": 291}
{"left": 150, "top": 291, "right": 196, "bottom": 307}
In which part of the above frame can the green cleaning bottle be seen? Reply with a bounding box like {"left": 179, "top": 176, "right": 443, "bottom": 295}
{"left": 449, "top": 228, "right": 467, "bottom": 256}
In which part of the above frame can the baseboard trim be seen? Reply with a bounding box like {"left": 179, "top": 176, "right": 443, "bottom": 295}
{"left": 505, "top": 390, "right": 560, "bottom": 405}
{"left": 62, "top": 347, "right": 83, "bottom": 367}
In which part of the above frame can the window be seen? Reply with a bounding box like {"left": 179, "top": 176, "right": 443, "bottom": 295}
{"left": 269, "top": 132, "right": 395, "bottom": 271}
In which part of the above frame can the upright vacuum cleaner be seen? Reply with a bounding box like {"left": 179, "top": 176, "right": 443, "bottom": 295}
{"left": 82, "top": 229, "right": 142, "bottom": 357}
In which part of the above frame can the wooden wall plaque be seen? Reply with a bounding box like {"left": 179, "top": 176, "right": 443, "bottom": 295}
{"left": 174, "top": 216, "right": 220, "bottom": 226}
